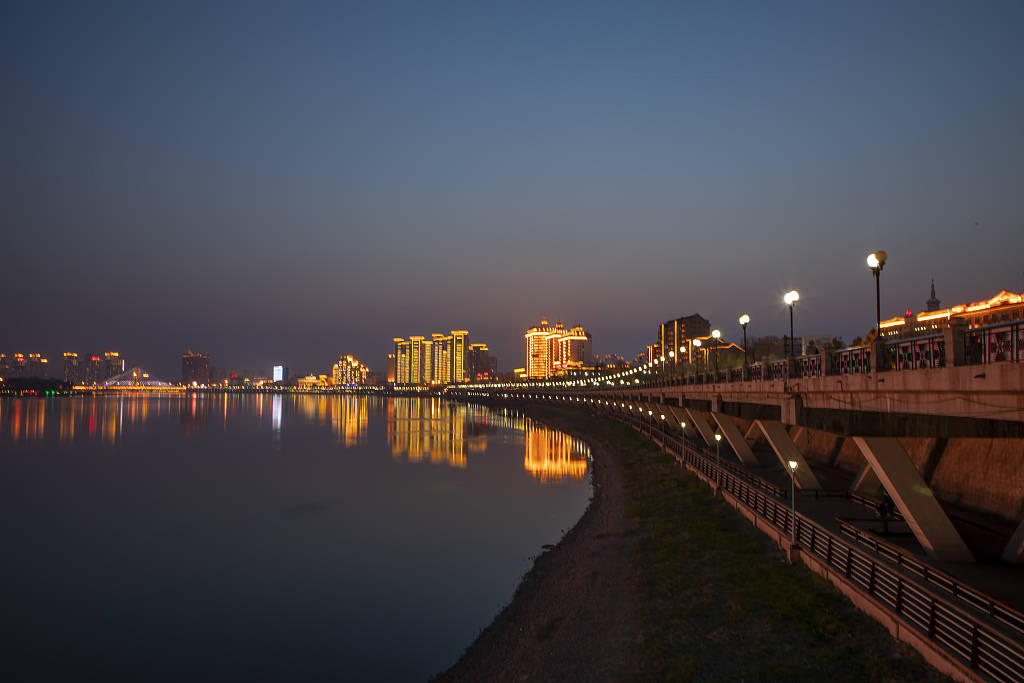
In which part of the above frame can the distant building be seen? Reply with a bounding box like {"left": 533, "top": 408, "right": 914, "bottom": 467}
{"left": 657, "top": 314, "right": 710, "bottom": 371}
{"left": 468, "top": 343, "right": 498, "bottom": 381}
{"left": 524, "top": 318, "right": 592, "bottom": 379}
{"left": 880, "top": 289, "right": 1024, "bottom": 339}
{"left": 273, "top": 365, "right": 289, "bottom": 383}
{"left": 84, "top": 355, "right": 104, "bottom": 384}
{"left": 332, "top": 354, "right": 370, "bottom": 386}
{"left": 393, "top": 330, "right": 472, "bottom": 385}
{"left": 926, "top": 279, "right": 941, "bottom": 312}
{"left": 181, "top": 349, "right": 211, "bottom": 386}
{"left": 103, "top": 352, "right": 125, "bottom": 381}
{"left": 386, "top": 353, "right": 396, "bottom": 383}
{"left": 63, "top": 353, "right": 82, "bottom": 383}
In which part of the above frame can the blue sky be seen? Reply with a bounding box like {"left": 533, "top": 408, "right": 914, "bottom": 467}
{"left": 3, "top": 1, "right": 1023, "bottom": 378}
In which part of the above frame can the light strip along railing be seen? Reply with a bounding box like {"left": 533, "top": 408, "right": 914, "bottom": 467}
{"left": 602, "top": 406, "right": 1024, "bottom": 683}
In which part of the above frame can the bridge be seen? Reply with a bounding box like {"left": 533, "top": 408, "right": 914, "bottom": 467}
{"left": 446, "top": 317, "right": 1024, "bottom": 683}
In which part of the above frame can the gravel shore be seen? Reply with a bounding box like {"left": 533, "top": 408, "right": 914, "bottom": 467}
{"left": 433, "top": 415, "right": 640, "bottom": 682}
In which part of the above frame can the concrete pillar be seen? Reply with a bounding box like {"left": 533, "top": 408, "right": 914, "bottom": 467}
{"left": 710, "top": 394, "right": 722, "bottom": 413}
{"left": 684, "top": 408, "right": 717, "bottom": 447}
{"left": 781, "top": 396, "right": 801, "bottom": 425}
{"left": 754, "top": 420, "right": 822, "bottom": 489}
{"left": 871, "top": 337, "right": 889, "bottom": 373}
{"left": 944, "top": 318, "right": 967, "bottom": 367}
{"left": 1003, "top": 519, "right": 1024, "bottom": 563}
{"left": 711, "top": 413, "right": 759, "bottom": 466}
{"left": 852, "top": 436, "right": 974, "bottom": 563}
{"left": 822, "top": 344, "right": 836, "bottom": 376}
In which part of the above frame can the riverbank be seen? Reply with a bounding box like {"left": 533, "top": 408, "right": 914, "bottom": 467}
{"left": 435, "top": 406, "right": 950, "bottom": 681}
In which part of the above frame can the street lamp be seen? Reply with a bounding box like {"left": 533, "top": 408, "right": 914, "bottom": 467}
{"left": 711, "top": 329, "right": 721, "bottom": 374}
{"left": 693, "top": 338, "right": 702, "bottom": 373}
{"left": 867, "top": 251, "right": 888, "bottom": 334}
{"left": 738, "top": 314, "right": 750, "bottom": 366}
{"left": 783, "top": 290, "right": 800, "bottom": 357}
{"left": 788, "top": 459, "right": 799, "bottom": 544}
{"left": 714, "top": 432, "right": 723, "bottom": 492}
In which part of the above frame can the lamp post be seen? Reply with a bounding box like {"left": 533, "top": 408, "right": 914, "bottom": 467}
{"left": 711, "top": 329, "right": 721, "bottom": 375}
{"left": 660, "top": 413, "right": 666, "bottom": 446}
{"left": 714, "top": 432, "right": 723, "bottom": 492}
{"left": 693, "top": 339, "right": 702, "bottom": 374}
{"left": 738, "top": 314, "right": 750, "bottom": 366}
{"left": 867, "top": 251, "right": 888, "bottom": 334}
{"left": 784, "top": 290, "right": 800, "bottom": 357}
{"left": 647, "top": 409, "right": 653, "bottom": 436}
{"left": 788, "top": 459, "right": 799, "bottom": 544}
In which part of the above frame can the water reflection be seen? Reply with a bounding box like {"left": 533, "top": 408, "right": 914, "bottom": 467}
{"left": 0, "top": 395, "right": 589, "bottom": 481}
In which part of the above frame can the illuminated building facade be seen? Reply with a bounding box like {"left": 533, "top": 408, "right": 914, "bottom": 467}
{"left": 393, "top": 331, "right": 472, "bottom": 384}
{"left": 181, "top": 349, "right": 211, "bottom": 386}
{"left": 332, "top": 354, "right": 370, "bottom": 386}
{"left": 524, "top": 319, "right": 592, "bottom": 378}
{"left": 880, "top": 289, "right": 1024, "bottom": 339}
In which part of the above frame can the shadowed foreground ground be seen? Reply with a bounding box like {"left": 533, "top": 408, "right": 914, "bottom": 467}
{"left": 434, "top": 407, "right": 949, "bottom": 682}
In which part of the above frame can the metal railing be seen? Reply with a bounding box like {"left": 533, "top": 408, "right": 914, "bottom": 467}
{"left": 967, "top": 321, "right": 1023, "bottom": 365}
{"left": 885, "top": 334, "right": 946, "bottom": 371}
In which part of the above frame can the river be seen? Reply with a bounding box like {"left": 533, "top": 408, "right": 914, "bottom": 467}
{"left": 0, "top": 393, "right": 591, "bottom": 681}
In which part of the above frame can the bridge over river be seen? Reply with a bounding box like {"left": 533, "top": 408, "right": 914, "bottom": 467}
{"left": 446, "top": 319, "right": 1024, "bottom": 683}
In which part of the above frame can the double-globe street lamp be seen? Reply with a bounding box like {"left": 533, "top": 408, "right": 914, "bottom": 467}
{"left": 783, "top": 290, "right": 800, "bottom": 357}
{"left": 867, "top": 251, "right": 888, "bottom": 334}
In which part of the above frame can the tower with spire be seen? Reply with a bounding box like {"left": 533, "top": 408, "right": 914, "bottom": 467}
{"left": 925, "top": 279, "right": 941, "bottom": 312}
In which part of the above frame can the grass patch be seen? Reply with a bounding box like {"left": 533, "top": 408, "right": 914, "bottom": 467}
{"left": 542, "top": 408, "right": 950, "bottom": 682}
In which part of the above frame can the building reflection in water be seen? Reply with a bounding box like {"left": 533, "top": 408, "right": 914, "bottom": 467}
{"left": 1, "top": 395, "right": 589, "bottom": 479}
{"left": 386, "top": 399, "right": 589, "bottom": 481}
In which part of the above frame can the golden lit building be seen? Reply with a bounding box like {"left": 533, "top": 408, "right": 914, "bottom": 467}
{"left": 393, "top": 331, "right": 472, "bottom": 384}
{"left": 332, "top": 354, "right": 370, "bottom": 386}
{"left": 880, "top": 289, "right": 1024, "bottom": 339}
{"left": 525, "top": 318, "right": 592, "bottom": 379}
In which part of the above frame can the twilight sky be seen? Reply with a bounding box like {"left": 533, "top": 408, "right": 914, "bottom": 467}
{"left": 4, "top": 0, "right": 1023, "bottom": 379}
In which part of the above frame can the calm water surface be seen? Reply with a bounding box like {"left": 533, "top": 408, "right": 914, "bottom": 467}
{"left": 0, "top": 394, "right": 591, "bottom": 681}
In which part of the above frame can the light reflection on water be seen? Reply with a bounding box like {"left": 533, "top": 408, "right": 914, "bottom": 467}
{"left": 1, "top": 394, "right": 589, "bottom": 480}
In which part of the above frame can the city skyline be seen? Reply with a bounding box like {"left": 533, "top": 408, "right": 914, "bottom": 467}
{"left": 4, "top": 1, "right": 1024, "bottom": 380}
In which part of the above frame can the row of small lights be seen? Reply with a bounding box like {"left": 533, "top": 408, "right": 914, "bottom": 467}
{"left": 454, "top": 251, "right": 887, "bottom": 395}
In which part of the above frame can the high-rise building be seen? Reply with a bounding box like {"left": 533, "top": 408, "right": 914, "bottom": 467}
{"left": 332, "top": 354, "right": 370, "bottom": 386}
{"left": 273, "top": 365, "right": 289, "bottom": 383}
{"left": 181, "top": 349, "right": 211, "bottom": 386}
{"left": 385, "top": 354, "right": 396, "bottom": 383}
{"left": 103, "top": 352, "right": 125, "bottom": 381}
{"left": 84, "top": 355, "right": 103, "bottom": 385}
{"left": 27, "top": 353, "right": 49, "bottom": 377}
{"left": 450, "top": 331, "right": 468, "bottom": 383}
{"left": 64, "top": 352, "right": 82, "bottom": 384}
{"left": 525, "top": 319, "right": 592, "bottom": 378}
{"left": 393, "top": 330, "right": 472, "bottom": 384}
{"left": 468, "top": 343, "right": 498, "bottom": 381}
